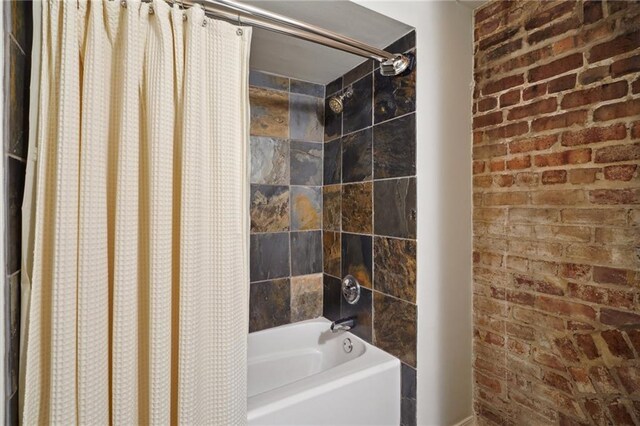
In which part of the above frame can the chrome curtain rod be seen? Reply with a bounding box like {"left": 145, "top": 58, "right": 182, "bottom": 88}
{"left": 178, "top": 0, "right": 412, "bottom": 76}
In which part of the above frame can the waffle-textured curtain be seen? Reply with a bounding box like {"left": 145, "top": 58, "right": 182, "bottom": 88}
{"left": 20, "top": 1, "right": 251, "bottom": 424}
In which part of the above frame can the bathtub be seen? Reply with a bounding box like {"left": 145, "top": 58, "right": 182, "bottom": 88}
{"left": 248, "top": 317, "right": 400, "bottom": 425}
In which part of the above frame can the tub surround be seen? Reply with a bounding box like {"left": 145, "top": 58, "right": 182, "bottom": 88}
{"left": 322, "top": 30, "right": 418, "bottom": 426}
{"left": 473, "top": 1, "right": 640, "bottom": 425}
{"left": 249, "top": 72, "right": 325, "bottom": 332}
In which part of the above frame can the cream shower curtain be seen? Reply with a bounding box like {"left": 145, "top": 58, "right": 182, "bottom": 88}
{"left": 20, "top": 1, "right": 251, "bottom": 424}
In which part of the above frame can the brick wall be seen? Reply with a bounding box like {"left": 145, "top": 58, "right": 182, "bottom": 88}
{"left": 472, "top": 1, "right": 640, "bottom": 424}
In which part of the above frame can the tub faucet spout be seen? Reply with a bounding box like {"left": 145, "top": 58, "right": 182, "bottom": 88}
{"left": 330, "top": 316, "right": 356, "bottom": 333}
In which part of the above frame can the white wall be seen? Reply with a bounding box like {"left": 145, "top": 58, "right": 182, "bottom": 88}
{"left": 354, "top": 2, "right": 474, "bottom": 425}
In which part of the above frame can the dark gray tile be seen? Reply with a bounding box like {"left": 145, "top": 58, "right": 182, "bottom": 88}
{"left": 343, "top": 73, "right": 372, "bottom": 135}
{"left": 290, "top": 79, "right": 324, "bottom": 97}
{"left": 250, "top": 136, "right": 289, "bottom": 185}
{"left": 385, "top": 30, "right": 416, "bottom": 54}
{"left": 323, "top": 138, "right": 341, "bottom": 185}
{"left": 290, "top": 141, "right": 322, "bottom": 185}
{"left": 326, "top": 76, "right": 342, "bottom": 96}
{"left": 323, "top": 185, "right": 341, "bottom": 232}
{"left": 342, "top": 128, "right": 372, "bottom": 183}
{"left": 341, "top": 233, "right": 372, "bottom": 289}
{"left": 290, "top": 94, "right": 323, "bottom": 142}
{"left": 341, "top": 286, "right": 372, "bottom": 343}
{"left": 344, "top": 60, "right": 374, "bottom": 87}
{"left": 323, "top": 274, "right": 342, "bottom": 321}
{"left": 249, "top": 70, "right": 289, "bottom": 91}
{"left": 249, "top": 279, "right": 290, "bottom": 332}
{"left": 374, "top": 178, "right": 417, "bottom": 239}
{"left": 341, "top": 182, "right": 372, "bottom": 234}
{"left": 291, "top": 186, "right": 322, "bottom": 231}
{"left": 8, "top": 36, "right": 29, "bottom": 159}
{"left": 291, "top": 231, "right": 322, "bottom": 276}
{"left": 401, "top": 364, "right": 417, "bottom": 426}
{"left": 290, "top": 274, "right": 323, "bottom": 322}
{"left": 6, "top": 157, "right": 25, "bottom": 274}
{"left": 250, "top": 87, "right": 289, "bottom": 138}
{"left": 374, "top": 62, "right": 416, "bottom": 124}
{"left": 250, "top": 185, "right": 289, "bottom": 233}
{"left": 250, "top": 233, "right": 290, "bottom": 282}
{"left": 373, "top": 292, "right": 417, "bottom": 367}
{"left": 374, "top": 236, "right": 417, "bottom": 303}
{"left": 373, "top": 113, "right": 416, "bottom": 179}
{"left": 324, "top": 96, "right": 342, "bottom": 142}
{"left": 401, "top": 398, "right": 417, "bottom": 426}
{"left": 323, "top": 231, "right": 341, "bottom": 277}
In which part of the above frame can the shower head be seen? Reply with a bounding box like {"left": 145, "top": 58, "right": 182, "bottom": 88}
{"left": 328, "top": 87, "right": 353, "bottom": 114}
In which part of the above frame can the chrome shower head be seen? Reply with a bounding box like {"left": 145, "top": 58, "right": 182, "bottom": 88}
{"left": 329, "top": 87, "right": 353, "bottom": 114}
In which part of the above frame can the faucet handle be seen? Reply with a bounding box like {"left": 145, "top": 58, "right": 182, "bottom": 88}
{"left": 342, "top": 275, "right": 361, "bottom": 304}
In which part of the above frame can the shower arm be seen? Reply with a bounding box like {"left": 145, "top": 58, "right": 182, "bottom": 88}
{"left": 178, "top": 0, "right": 413, "bottom": 76}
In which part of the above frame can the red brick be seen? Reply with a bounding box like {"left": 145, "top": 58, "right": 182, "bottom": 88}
{"left": 473, "top": 143, "right": 507, "bottom": 159}
{"left": 489, "top": 159, "right": 505, "bottom": 172}
{"left": 513, "top": 275, "right": 564, "bottom": 296}
{"left": 542, "top": 371, "right": 573, "bottom": 393}
{"left": 473, "top": 161, "right": 485, "bottom": 175}
{"left": 579, "top": 65, "right": 609, "bottom": 85}
{"left": 483, "top": 74, "right": 525, "bottom": 95}
{"left": 589, "top": 188, "right": 640, "bottom": 204}
{"left": 583, "top": 0, "right": 603, "bottom": 24}
{"left": 474, "top": 111, "right": 503, "bottom": 129}
{"left": 593, "top": 99, "right": 640, "bottom": 121}
{"left": 507, "top": 98, "right": 557, "bottom": 121}
{"left": 532, "top": 110, "right": 587, "bottom": 132}
{"left": 484, "top": 191, "right": 529, "bottom": 206}
{"left": 607, "top": 399, "right": 635, "bottom": 425}
{"left": 528, "top": 17, "right": 581, "bottom": 45}
{"left": 478, "top": 97, "right": 497, "bottom": 112}
{"left": 628, "top": 330, "right": 640, "bottom": 354}
{"left": 509, "top": 135, "right": 557, "bottom": 154}
{"left": 560, "top": 263, "right": 591, "bottom": 280}
{"left": 534, "top": 148, "right": 591, "bottom": 167}
{"left": 529, "top": 53, "right": 584, "bottom": 83}
{"left": 494, "top": 174, "right": 514, "bottom": 188}
{"left": 616, "top": 366, "right": 640, "bottom": 394}
{"left": 575, "top": 334, "right": 600, "bottom": 360}
{"left": 594, "top": 142, "right": 640, "bottom": 163}
{"left": 589, "top": 366, "right": 620, "bottom": 393}
{"left": 535, "top": 295, "right": 596, "bottom": 321}
{"left": 523, "top": 81, "right": 547, "bottom": 101}
{"left": 506, "top": 156, "right": 531, "bottom": 170}
{"left": 611, "top": 54, "right": 640, "bottom": 77}
{"left": 474, "top": 176, "right": 493, "bottom": 188}
{"left": 561, "top": 123, "right": 627, "bottom": 146}
{"left": 485, "top": 39, "right": 523, "bottom": 63}
{"left": 479, "top": 27, "right": 519, "bottom": 51}
{"left": 633, "top": 77, "right": 640, "bottom": 94}
{"left": 554, "top": 337, "right": 580, "bottom": 363}
{"left": 532, "top": 348, "right": 566, "bottom": 369}
{"left": 499, "top": 90, "right": 520, "bottom": 108}
{"left": 584, "top": 399, "right": 608, "bottom": 425}
{"left": 567, "top": 282, "right": 607, "bottom": 304}
{"left": 475, "top": 371, "right": 503, "bottom": 393}
{"left": 589, "top": 30, "right": 640, "bottom": 63}
{"left": 560, "top": 81, "right": 628, "bottom": 109}
{"left": 548, "top": 74, "right": 577, "bottom": 94}
{"left": 633, "top": 121, "right": 640, "bottom": 139}
{"left": 541, "top": 170, "right": 567, "bottom": 184}
{"left": 593, "top": 266, "right": 635, "bottom": 285}
{"left": 525, "top": 2, "right": 576, "bottom": 30}
{"left": 568, "top": 168, "right": 599, "bottom": 184}
{"left": 482, "top": 122, "right": 530, "bottom": 143}
{"left": 600, "top": 330, "right": 634, "bottom": 359}
{"left": 600, "top": 308, "right": 640, "bottom": 327}
{"left": 604, "top": 164, "right": 637, "bottom": 181}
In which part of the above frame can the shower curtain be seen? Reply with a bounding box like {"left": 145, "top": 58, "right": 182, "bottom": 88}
{"left": 20, "top": 1, "right": 251, "bottom": 424}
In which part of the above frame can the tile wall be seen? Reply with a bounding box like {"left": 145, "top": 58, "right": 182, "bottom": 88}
{"left": 321, "top": 31, "right": 418, "bottom": 426}
{"left": 3, "top": 1, "right": 31, "bottom": 424}
{"left": 248, "top": 71, "right": 326, "bottom": 332}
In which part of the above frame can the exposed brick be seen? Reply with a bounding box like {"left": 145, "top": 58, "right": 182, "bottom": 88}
{"left": 474, "top": 111, "right": 504, "bottom": 129}
{"left": 611, "top": 54, "right": 640, "bottom": 77}
{"left": 535, "top": 295, "right": 596, "bottom": 321}
{"left": 589, "top": 366, "right": 620, "bottom": 393}
{"left": 607, "top": 399, "right": 635, "bottom": 425}
{"left": 604, "top": 164, "right": 637, "bottom": 181}
{"left": 543, "top": 371, "right": 573, "bottom": 393}
{"left": 600, "top": 309, "right": 640, "bottom": 328}
{"left": 633, "top": 77, "right": 640, "bottom": 94}
{"left": 633, "top": 121, "right": 640, "bottom": 139}
{"left": 528, "top": 53, "right": 584, "bottom": 83}
{"left": 525, "top": 2, "right": 576, "bottom": 30}
{"left": 594, "top": 142, "right": 640, "bottom": 163}
{"left": 479, "top": 27, "right": 519, "bottom": 51}
{"left": 534, "top": 148, "right": 592, "bottom": 167}
{"left": 489, "top": 159, "right": 505, "bottom": 172}
{"left": 528, "top": 17, "right": 581, "bottom": 46}
{"left": 499, "top": 89, "right": 520, "bottom": 108}
{"left": 589, "top": 30, "right": 640, "bottom": 63}
{"left": 506, "top": 155, "right": 531, "bottom": 170}
{"left": 584, "top": 399, "right": 610, "bottom": 425}
{"left": 484, "top": 191, "right": 529, "bottom": 206}
{"left": 576, "top": 334, "right": 600, "bottom": 360}
{"left": 513, "top": 275, "right": 564, "bottom": 296}
{"left": 478, "top": 97, "right": 498, "bottom": 112}
{"left": 616, "top": 366, "right": 640, "bottom": 396}
{"left": 560, "top": 263, "right": 591, "bottom": 280}
{"left": 589, "top": 188, "right": 640, "bottom": 204}
{"left": 560, "top": 81, "right": 628, "bottom": 109}
{"left": 561, "top": 123, "right": 627, "bottom": 146}
{"left": 579, "top": 65, "right": 609, "bottom": 85}
{"left": 483, "top": 74, "right": 525, "bottom": 95}
{"left": 561, "top": 208, "right": 627, "bottom": 225}
{"left": 473, "top": 161, "right": 486, "bottom": 175}
{"left": 583, "top": 0, "right": 603, "bottom": 24}
{"left": 473, "top": 143, "right": 508, "bottom": 160}
{"left": 624, "top": 330, "right": 640, "bottom": 354}
{"left": 532, "top": 110, "right": 587, "bottom": 132}
{"left": 593, "top": 266, "right": 635, "bottom": 285}
{"left": 593, "top": 99, "right": 640, "bottom": 122}
{"left": 541, "top": 170, "right": 567, "bottom": 184}
{"left": 507, "top": 98, "right": 557, "bottom": 120}
{"left": 531, "top": 189, "right": 586, "bottom": 205}
{"left": 548, "top": 74, "right": 577, "bottom": 93}
{"left": 600, "top": 330, "right": 634, "bottom": 359}
{"left": 568, "top": 168, "right": 599, "bottom": 184}
{"left": 486, "top": 39, "right": 523, "bottom": 63}
{"left": 509, "top": 135, "right": 557, "bottom": 154}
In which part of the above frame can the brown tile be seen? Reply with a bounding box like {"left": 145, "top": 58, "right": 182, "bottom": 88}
{"left": 250, "top": 185, "right": 289, "bottom": 233}
{"left": 323, "top": 185, "right": 341, "bottom": 231}
{"left": 290, "top": 274, "right": 323, "bottom": 322}
{"left": 323, "top": 231, "right": 341, "bottom": 277}
{"left": 249, "top": 279, "right": 290, "bottom": 332}
{"left": 342, "top": 182, "right": 373, "bottom": 234}
{"left": 250, "top": 87, "right": 289, "bottom": 138}
{"left": 342, "top": 233, "right": 372, "bottom": 289}
{"left": 374, "top": 292, "right": 417, "bottom": 367}
{"left": 291, "top": 186, "right": 321, "bottom": 230}
{"left": 374, "top": 236, "right": 417, "bottom": 303}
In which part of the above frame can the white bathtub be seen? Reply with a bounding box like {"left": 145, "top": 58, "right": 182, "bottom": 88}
{"left": 248, "top": 317, "right": 400, "bottom": 425}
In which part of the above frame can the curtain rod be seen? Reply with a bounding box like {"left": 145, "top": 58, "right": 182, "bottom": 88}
{"left": 178, "top": 0, "right": 412, "bottom": 76}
